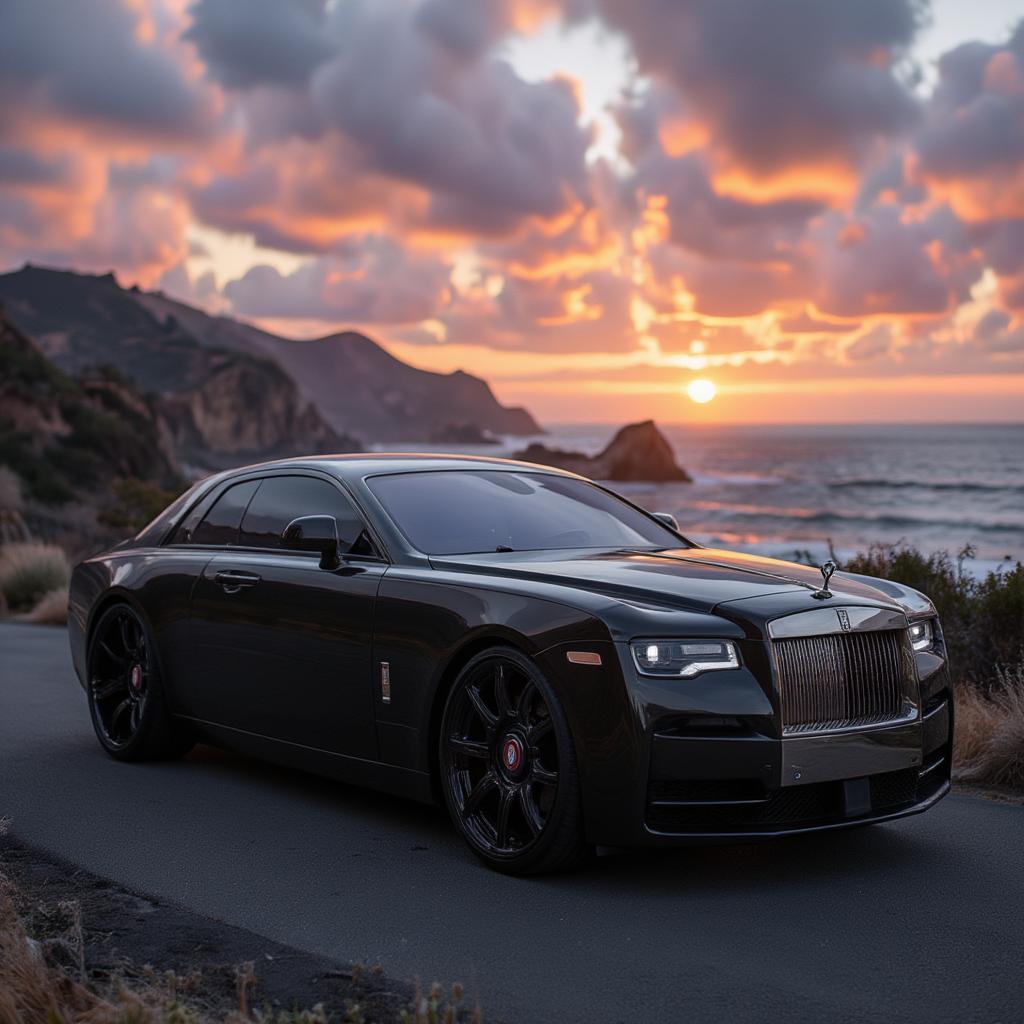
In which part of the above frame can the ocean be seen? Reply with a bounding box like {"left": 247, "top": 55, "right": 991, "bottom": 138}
{"left": 378, "top": 423, "right": 1024, "bottom": 575}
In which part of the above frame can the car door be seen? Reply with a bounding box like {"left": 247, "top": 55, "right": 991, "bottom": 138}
{"left": 187, "top": 473, "right": 386, "bottom": 761}
{"left": 160, "top": 477, "right": 262, "bottom": 710}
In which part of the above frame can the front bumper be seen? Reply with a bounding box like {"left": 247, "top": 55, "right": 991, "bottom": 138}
{"left": 643, "top": 776, "right": 951, "bottom": 842}
{"left": 537, "top": 637, "right": 953, "bottom": 847}
{"left": 644, "top": 719, "right": 949, "bottom": 840}
{"left": 637, "top": 656, "right": 952, "bottom": 844}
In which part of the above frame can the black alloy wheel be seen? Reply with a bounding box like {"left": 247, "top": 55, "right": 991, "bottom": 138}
{"left": 86, "top": 604, "right": 192, "bottom": 761}
{"left": 440, "top": 647, "right": 587, "bottom": 874}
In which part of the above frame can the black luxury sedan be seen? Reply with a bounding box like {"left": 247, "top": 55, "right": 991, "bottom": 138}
{"left": 69, "top": 454, "right": 952, "bottom": 874}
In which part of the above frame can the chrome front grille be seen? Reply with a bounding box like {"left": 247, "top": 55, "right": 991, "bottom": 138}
{"left": 773, "top": 628, "right": 917, "bottom": 735}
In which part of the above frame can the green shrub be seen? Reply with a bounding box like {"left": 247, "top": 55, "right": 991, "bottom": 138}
{"left": 97, "top": 478, "right": 182, "bottom": 534}
{"left": 842, "top": 543, "right": 1024, "bottom": 688}
{"left": 0, "top": 542, "right": 70, "bottom": 612}
{"left": 841, "top": 543, "right": 1024, "bottom": 789}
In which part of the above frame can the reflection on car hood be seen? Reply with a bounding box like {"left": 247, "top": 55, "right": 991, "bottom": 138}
{"left": 429, "top": 546, "right": 900, "bottom": 614}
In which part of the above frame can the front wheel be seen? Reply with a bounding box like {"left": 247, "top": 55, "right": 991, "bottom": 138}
{"left": 439, "top": 647, "right": 588, "bottom": 875}
{"left": 86, "top": 603, "right": 193, "bottom": 761}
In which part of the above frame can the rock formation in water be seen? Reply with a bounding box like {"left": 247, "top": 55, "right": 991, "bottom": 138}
{"left": 514, "top": 420, "right": 691, "bottom": 482}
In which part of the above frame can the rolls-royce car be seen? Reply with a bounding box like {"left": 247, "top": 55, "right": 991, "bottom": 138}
{"left": 69, "top": 454, "right": 952, "bottom": 874}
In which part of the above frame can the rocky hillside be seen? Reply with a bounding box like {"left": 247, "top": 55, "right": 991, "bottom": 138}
{"left": 0, "top": 265, "right": 541, "bottom": 444}
{"left": 0, "top": 307, "right": 182, "bottom": 505}
{"left": 0, "top": 266, "right": 353, "bottom": 466}
{"left": 514, "top": 420, "right": 692, "bottom": 481}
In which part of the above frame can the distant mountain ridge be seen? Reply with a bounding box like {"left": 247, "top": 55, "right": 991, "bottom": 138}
{"left": 136, "top": 289, "right": 540, "bottom": 440}
{"left": 0, "top": 265, "right": 540, "bottom": 446}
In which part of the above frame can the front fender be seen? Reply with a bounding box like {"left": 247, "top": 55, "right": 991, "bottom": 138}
{"left": 371, "top": 567, "right": 611, "bottom": 776}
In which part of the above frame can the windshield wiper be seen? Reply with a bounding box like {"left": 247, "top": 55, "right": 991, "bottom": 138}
{"left": 495, "top": 544, "right": 515, "bottom": 552}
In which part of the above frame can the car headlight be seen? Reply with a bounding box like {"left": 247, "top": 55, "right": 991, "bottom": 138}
{"left": 631, "top": 639, "right": 739, "bottom": 678}
{"left": 908, "top": 619, "right": 935, "bottom": 652}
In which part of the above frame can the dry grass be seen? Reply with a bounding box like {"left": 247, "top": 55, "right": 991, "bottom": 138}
{"left": 0, "top": 874, "right": 103, "bottom": 1024}
{"left": 0, "top": 467, "right": 23, "bottom": 511}
{"left": 0, "top": 542, "right": 70, "bottom": 613}
{"left": 954, "top": 686, "right": 1003, "bottom": 768}
{"left": 19, "top": 585, "right": 69, "bottom": 625}
{"left": 954, "top": 660, "right": 1024, "bottom": 790}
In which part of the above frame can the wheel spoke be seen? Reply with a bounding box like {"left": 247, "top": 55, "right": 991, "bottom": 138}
{"left": 466, "top": 684, "right": 498, "bottom": 728}
{"left": 495, "top": 785, "right": 514, "bottom": 847}
{"left": 110, "top": 698, "right": 132, "bottom": 736}
{"left": 518, "top": 786, "right": 543, "bottom": 837}
{"left": 93, "top": 677, "right": 126, "bottom": 701}
{"left": 463, "top": 771, "right": 498, "bottom": 814}
{"left": 493, "top": 664, "right": 512, "bottom": 718}
{"left": 516, "top": 680, "right": 537, "bottom": 722}
{"left": 527, "top": 717, "right": 552, "bottom": 744}
{"left": 118, "top": 615, "right": 133, "bottom": 656}
{"left": 531, "top": 763, "right": 558, "bottom": 787}
{"left": 450, "top": 736, "right": 489, "bottom": 760}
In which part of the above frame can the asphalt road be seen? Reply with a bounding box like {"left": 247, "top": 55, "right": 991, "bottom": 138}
{"left": 2, "top": 622, "right": 1023, "bottom": 1023}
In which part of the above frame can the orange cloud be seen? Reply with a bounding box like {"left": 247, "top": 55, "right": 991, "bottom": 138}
{"left": 0, "top": 0, "right": 1021, "bottom": 421}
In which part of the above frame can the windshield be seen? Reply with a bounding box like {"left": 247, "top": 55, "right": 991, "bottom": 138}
{"left": 367, "top": 470, "right": 684, "bottom": 555}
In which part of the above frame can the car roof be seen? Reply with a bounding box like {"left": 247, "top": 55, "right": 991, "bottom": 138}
{"left": 217, "top": 452, "right": 582, "bottom": 484}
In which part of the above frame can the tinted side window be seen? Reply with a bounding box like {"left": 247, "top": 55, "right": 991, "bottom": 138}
{"left": 239, "top": 476, "right": 372, "bottom": 553}
{"left": 185, "top": 480, "right": 260, "bottom": 546}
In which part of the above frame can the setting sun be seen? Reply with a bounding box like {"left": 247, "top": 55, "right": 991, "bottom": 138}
{"left": 687, "top": 378, "right": 717, "bottom": 404}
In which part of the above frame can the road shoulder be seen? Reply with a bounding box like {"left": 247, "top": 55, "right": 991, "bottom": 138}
{"left": 0, "top": 830, "right": 477, "bottom": 1022}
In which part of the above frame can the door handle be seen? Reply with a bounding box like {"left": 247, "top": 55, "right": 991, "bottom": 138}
{"left": 214, "top": 570, "right": 261, "bottom": 592}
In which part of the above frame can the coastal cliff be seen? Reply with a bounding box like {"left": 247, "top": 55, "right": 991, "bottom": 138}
{"left": 0, "top": 308, "right": 181, "bottom": 504}
{"left": 0, "top": 266, "right": 353, "bottom": 467}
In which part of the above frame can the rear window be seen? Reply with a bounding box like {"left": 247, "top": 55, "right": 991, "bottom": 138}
{"left": 135, "top": 480, "right": 204, "bottom": 546}
{"left": 183, "top": 480, "right": 260, "bottom": 546}
{"left": 367, "top": 470, "right": 679, "bottom": 555}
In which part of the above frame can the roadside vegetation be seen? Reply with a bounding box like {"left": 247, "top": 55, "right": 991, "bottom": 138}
{"left": 0, "top": 478, "right": 181, "bottom": 624}
{"left": 0, "top": 541, "right": 69, "bottom": 621}
{"left": 842, "top": 544, "right": 1024, "bottom": 791}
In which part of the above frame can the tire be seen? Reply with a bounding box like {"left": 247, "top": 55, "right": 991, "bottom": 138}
{"left": 86, "top": 603, "right": 194, "bottom": 762}
{"left": 439, "top": 646, "right": 589, "bottom": 875}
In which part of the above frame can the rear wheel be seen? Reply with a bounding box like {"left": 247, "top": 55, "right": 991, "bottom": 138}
{"left": 86, "top": 603, "right": 193, "bottom": 761}
{"left": 439, "top": 647, "right": 588, "bottom": 875}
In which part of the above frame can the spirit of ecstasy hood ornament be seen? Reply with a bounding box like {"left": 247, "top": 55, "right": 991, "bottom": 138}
{"left": 811, "top": 560, "right": 837, "bottom": 600}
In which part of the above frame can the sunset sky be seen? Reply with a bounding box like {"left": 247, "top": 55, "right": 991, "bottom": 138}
{"left": 2, "top": 0, "right": 1023, "bottom": 423}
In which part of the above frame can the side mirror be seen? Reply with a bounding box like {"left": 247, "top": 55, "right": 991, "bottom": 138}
{"left": 282, "top": 515, "right": 342, "bottom": 569}
{"left": 652, "top": 511, "right": 679, "bottom": 532}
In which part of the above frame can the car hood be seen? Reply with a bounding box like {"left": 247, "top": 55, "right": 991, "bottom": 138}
{"left": 429, "top": 546, "right": 903, "bottom": 615}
